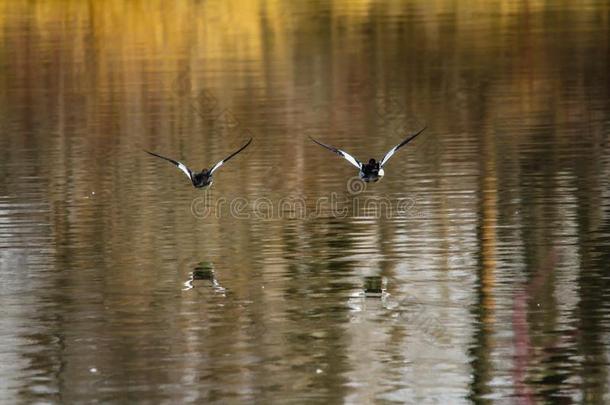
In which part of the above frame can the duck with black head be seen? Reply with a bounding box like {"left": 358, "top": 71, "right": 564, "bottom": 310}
{"left": 145, "top": 138, "right": 252, "bottom": 189}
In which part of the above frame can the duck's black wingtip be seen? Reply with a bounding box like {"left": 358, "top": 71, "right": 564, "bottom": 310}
{"left": 238, "top": 137, "right": 253, "bottom": 151}
{"left": 144, "top": 149, "right": 166, "bottom": 160}
{"left": 240, "top": 137, "right": 253, "bottom": 151}
{"left": 308, "top": 134, "right": 325, "bottom": 146}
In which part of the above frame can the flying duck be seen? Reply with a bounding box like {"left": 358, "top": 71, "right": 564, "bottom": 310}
{"left": 309, "top": 127, "right": 426, "bottom": 182}
{"left": 145, "top": 138, "right": 252, "bottom": 188}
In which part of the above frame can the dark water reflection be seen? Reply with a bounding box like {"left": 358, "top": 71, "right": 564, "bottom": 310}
{"left": 1, "top": 0, "right": 609, "bottom": 403}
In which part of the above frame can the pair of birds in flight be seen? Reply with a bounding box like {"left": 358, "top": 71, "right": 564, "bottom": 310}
{"left": 145, "top": 127, "right": 427, "bottom": 188}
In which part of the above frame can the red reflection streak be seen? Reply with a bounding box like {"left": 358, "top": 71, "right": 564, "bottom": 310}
{"left": 512, "top": 287, "right": 534, "bottom": 404}
{"left": 512, "top": 249, "right": 557, "bottom": 404}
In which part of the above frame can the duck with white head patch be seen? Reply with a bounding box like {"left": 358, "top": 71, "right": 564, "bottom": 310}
{"left": 309, "top": 127, "right": 426, "bottom": 182}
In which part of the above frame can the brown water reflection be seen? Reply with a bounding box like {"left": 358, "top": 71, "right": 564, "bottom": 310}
{"left": 1, "top": 0, "right": 609, "bottom": 403}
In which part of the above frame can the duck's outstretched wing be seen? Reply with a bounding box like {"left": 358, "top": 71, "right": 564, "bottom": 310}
{"left": 145, "top": 150, "right": 193, "bottom": 182}
{"left": 379, "top": 126, "right": 427, "bottom": 168}
{"left": 209, "top": 138, "right": 253, "bottom": 174}
{"left": 309, "top": 136, "right": 362, "bottom": 169}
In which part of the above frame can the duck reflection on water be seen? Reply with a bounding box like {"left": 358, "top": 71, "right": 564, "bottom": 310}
{"left": 183, "top": 261, "right": 226, "bottom": 293}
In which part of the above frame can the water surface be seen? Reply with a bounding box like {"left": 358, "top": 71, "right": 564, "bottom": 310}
{"left": 1, "top": 1, "right": 609, "bottom": 403}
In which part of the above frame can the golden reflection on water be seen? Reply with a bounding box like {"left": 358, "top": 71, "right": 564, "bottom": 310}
{"left": 0, "top": 0, "right": 609, "bottom": 403}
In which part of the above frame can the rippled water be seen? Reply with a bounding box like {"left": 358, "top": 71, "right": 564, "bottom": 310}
{"left": 1, "top": 1, "right": 609, "bottom": 403}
